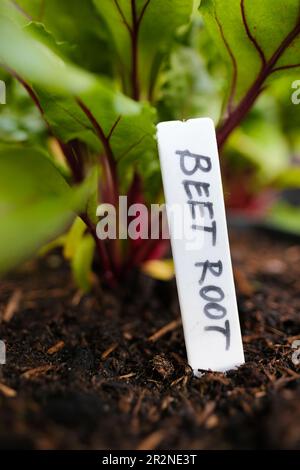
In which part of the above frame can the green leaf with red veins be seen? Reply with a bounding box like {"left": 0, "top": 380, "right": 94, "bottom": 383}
{"left": 0, "top": 12, "right": 158, "bottom": 187}
{"left": 201, "top": 0, "right": 300, "bottom": 146}
{"left": 93, "top": 0, "right": 196, "bottom": 100}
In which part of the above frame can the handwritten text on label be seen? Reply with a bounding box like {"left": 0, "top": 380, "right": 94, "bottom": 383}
{"left": 157, "top": 118, "right": 244, "bottom": 373}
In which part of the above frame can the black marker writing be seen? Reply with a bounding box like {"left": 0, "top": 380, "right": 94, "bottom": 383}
{"left": 176, "top": 149, "right": 212, "bottom": 174}
{"left": 182, "top": 180, "right": 210, "bottom": 199}
{"left": 176, "top": 147, "right": 231, "bottom": 351}
{"left": 205, "top": 320, "right": 231, "bottom": 351}
{"left": 195, "top": 260, "right": 223, "bottom": 285}
{"left": 188, "top": 201, "right": 214, "bottom": 220}
{"left": 192, "top": 220, "right": 217, "bottom": 246}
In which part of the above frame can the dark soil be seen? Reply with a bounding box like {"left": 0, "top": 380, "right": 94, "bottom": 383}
{"left": 0, "top": 228, "right": 300, "bottom": 450}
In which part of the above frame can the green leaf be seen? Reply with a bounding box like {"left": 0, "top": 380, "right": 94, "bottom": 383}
{"left": 0, "top": 15, "right": 95, "bottom": 95}
{"left": 0, "top": 147, "right": 70, "bottom": 204}
{"left": 8, "top": 0, "right": 44, "bottom": 20}
{"left": 0, "top": 13, "right": 141, "bottom": 109}
{"left": 63, "top": 217, "right": 86, "bottom": 260}
{"left": 0, "top": 0, "right": 29, "bottom": 25}
{"left": 142, "top": 259, "right": 174, "bottom": 281}
{"left": 93, "top": 0, "right": 194, "bottom": 99}
{"left": 110, "top": 105, "right": 159, "bottom": 189}
{"left": 0, "top": 80, "right": 46, "bottom": 144}
{"left": 201, "top": 0, "right": 300, "bottom": 109}
{"left": 271, "top": 167, "right": 300, "bottom": 189}
{"left": 0, "top": 147, "right": 81, "bottom": 274}
{"left": 71, "top": 234, "right": 95, "bottom": 292}
{"left": 158, "top": 45, "right": 221, "bottom": 121}
{"left": 227, "top": 116, "right": 290, "bottom": 183}
{"left": 35, "top": 91, "right": 159, "bottom": 194}
{"left": 266, "top": 202, "right": 300, "bottom": 235}
{"left": 0, "top": 11, "right": 158, "bottom": 189}
{"left": 14, "top": 0, "right": 113, "bottom": 74}
{"left": 38, "top": 234, "right": 66, "bottom": 257}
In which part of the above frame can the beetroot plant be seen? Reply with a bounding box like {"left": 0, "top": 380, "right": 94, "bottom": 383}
{"left": 0, "top": 0, "right": 299, "bottom": 288}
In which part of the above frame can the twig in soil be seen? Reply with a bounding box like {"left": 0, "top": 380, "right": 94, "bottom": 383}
{"left": 71, "top": 290, "right": 84, "bottom": 306}
{"left": 21, "top": 365, "right": 55, "bottom": 379}
{"left": 205, "top": 372, "right": 230, "bottom": 386}
{"left": 2, "top": 289, "right": 22, "bottom": 322}
{"left": 132, "top": 389, "right": 146, "bottom": 417}
{"left": 123, "top": 331, "right": 133, "bottom": 340}
{"left": 101, "top": 342, "right": 118, "bottom": 360}
{"left": 148, "top": 319, "right": 181, "bottom": 342}
{"left": 206, "top": 414, "right": 219, "bottom": 429}
{"left": 171, "top": 352, "right": 193, "bottom": 377}
{"left": 0, "top": 382, "right": 17, "bottom": 398}
{"left": 242, "top": 333, "right": 264, "bottom": 343}
{"left": 254, "top": 390, "right": 266, "bottom": 398}
{"left": 131, "top": 389, "right": 146, "bottom": 433}
{"left": 277, "top": 365, "right": 300, "bottom": 378}
{"left": 265, "top": 326, "right": 285, "bottom": 337}
{"left": 241, "top": 400, "right": 253, "bottom": 416}
{"left": 262, "top": 368, "right": 276, "bottom": 382}
{"left": 136, "top": 429, "right": 166, "bottom": 451}
{"left": 273, "top": 374, "right": 300, "bottom": 390}
{"left": 287, "top": 334, "right": 300, "bottom": 343}
{"left": 116, "top": 372, "right": 136, "bottom": 380}
{"left": 47, "top": 341, "right": 65, "bottom": 356}
{"left": 196, "top": 401, "right": 216, "bottom": 426}
{"left": 146, "top": 379, "right": 161, "bottom": 386}
{"left": 29, "top": 288, "right": 67, "bottom": 299}
{"left": 122, "top": 321, "right": 135, "bottom": 340}
{"left": 170, "top": 352, "right": 186, "bottom": 365}
{"left": 161, "top": 395, "right": 174, "bottom": 411}
{"left": 170, "top": 375, "right": 187, "bottom": 387}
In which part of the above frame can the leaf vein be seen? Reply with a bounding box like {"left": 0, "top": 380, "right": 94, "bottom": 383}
{"left": 138, "top": 0, "right": 152, "bottom": 26}
{"left": 214, "top": 10, "right": 237, "bottom": 112}
{"left": 113, "top": 0, "right": 132, "bottom": 34}
{"left": 240, "top": 0, "right": 266, "bottom": 67}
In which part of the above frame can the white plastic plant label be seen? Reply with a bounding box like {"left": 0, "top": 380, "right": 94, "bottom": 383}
{"left": 157, "top": 118, "right": 244, "bottom": 374}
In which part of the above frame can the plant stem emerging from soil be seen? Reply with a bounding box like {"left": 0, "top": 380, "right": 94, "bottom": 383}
{"left": 76, "top": 99, "right": 123, "bottom": 279}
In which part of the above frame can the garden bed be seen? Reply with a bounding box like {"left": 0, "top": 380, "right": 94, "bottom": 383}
{"left": 0, "top": 227, "right": 299, "bottom": 450}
